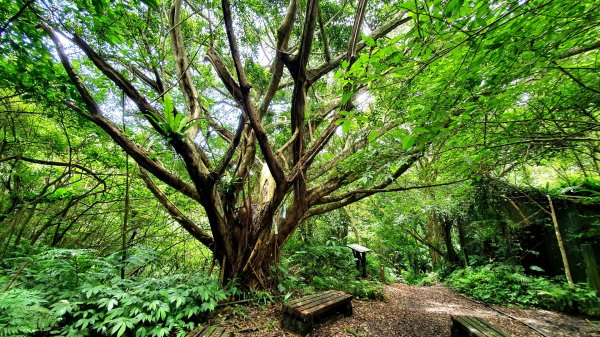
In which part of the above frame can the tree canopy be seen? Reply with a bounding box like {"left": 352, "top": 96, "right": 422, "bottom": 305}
{"left": 1, "top": 0, "right": 598, "bottom": 287}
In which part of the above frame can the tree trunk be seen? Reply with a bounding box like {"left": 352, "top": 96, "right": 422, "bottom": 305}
{"left": 427, "top": 212, "right": 444, "bottom": 268}
{"left": 215, "top": 229, "right": 285, "bottom": 289}
{"left": 441, "top": 214, "right": 460, "bottom": 266}
{"left": 457, "top": 220, "right": 469, "bottom": 266}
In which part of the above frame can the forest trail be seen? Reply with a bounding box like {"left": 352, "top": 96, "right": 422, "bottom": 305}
{"left": 218, "top": 283, "right": 600, "bottom": 337}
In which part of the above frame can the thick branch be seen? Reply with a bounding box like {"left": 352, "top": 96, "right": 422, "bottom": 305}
{"left": 317, "top": 5, "right": 331, "bottom": 63}
{"left": 318, "top": 179, "right": 467, "bottom": 205}
{"left": 288, "top": 0, "right": 319, "bottom": 211}
{"left": 62, "top": 100, "right": 201, "bottom": 201}
{"left": 221, "top": 0, "right": 285, "bottom": 184}
{"left": 306, "top": 153, "right": 421, "bottom": 215}
{"left": 309, "top": 122, "right": 397, "bottom": 179}
{"left": 139, "top": 169, "right": 214, "bottom": 250}
{"left": 559, "top": 39, "right": 600, "bottom": 59}
{"left": 67, "top": 31, "right": 213, "bottom": 186}
{"left": 258, "top": 0, "right": 297, "bottom": 117}
{"left": 206, "top": 47, "right": 243, "bottom": 103}
{"left": 169, "top": 0, "right": 203, "bottom": 138}
{"left": 43, "top": 25, "right": 202, "bottom": 202}
{"left": 42, "top": 26, "right": 102, "bottom": 117}
{"left": 213, "top": 114, "right": 246, "bottom": 178}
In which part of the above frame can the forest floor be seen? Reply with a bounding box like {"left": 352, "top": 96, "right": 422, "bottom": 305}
{"left": 208, "top": 283, "right": 600, "bottom": 337}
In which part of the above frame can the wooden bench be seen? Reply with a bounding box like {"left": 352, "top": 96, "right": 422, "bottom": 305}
{"left": 451, "top": 316, "right": 510, "bottom": 337}
{"left": 281, "top": 290, "right": 353, "bottom": 335}
{"left": 187, "top": 325, "right": 233, "bottom": 337}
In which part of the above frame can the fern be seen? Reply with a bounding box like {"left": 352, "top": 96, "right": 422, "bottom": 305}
{"left": 0, "top": 288, "right": 57, "bottom": 336}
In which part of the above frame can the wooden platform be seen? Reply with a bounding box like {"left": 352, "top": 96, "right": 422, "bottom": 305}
{"left": 281, "top": 290, "right": 352, "bottom": 335}
{"left": 451, "top": 316, "right": 510, "bottom": 337}
{"left": 187, "top": 325, "right": 233, "bottom": 337}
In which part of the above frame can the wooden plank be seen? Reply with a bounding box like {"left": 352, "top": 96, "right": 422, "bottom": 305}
{"left": 452, "top": 316, "right": 509, "bottom": 337}
{"left": 285, "top": 295, "right": 337, "bottom": 316}
{"left": 478, "top": 318, "right": 510, "bottom": 337}
{"left": 286, "top": 290, "right": 335, "bottom": 306}
{"left": 284, "top": 291, "right": 351, "bottom": 318}
{"left": 281, "top": 291, "right": 353, "bottom": 335}
{"left": 347, "top": 244, "right": 371, "bottom": 253}
{"left": 298, "top": 294, "right": 352, "bottom": 318}
{"left": 290, "top": 291, "right": 347, "bottom": 312}
{"left": 297, "top": 293, "right": 344, "bottom": 313}
{"left": 300, "top": 297, "right": 351, "bottom": 319}
{"left": 186, "top": 327, "right": 201, "bottom": 337}
{"left": 197, "top": 326, "right": 213, "bottom": 337}
{"left": 465, "top": 317, "right": 492, "bottom": 337}
{"left": 210, "top": 327, "right": 224, "bottom": 337}
{"left": 283, "top": 291, "right": 338, "bottom": 313}
{"left": 286, "top": 292, "right": 323, "bottom": 305}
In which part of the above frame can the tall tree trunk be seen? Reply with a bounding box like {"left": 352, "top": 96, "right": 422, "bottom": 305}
{"left": 427, "top": 212, "right": 443, "bottom": 268}
{"left": 457, "top": 219, "right": 469, "bottom": 266}
{"left": 441, "top": 214, "right": 460, "bottom": 266}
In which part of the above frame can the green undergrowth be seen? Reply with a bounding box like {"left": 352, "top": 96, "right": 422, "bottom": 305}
{"left": 0, "top": 247, "right": 232, "bottom": 337}
{"left": 400, "top": 269, "right": 440, "bottom": 286}
{"left": 445, "top": 264, "right": 600, "bottom": 317}
{"left": 277, "top": 244, "right": 387, "bottom": 300}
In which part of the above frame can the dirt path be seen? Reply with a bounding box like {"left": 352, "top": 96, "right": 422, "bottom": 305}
{"left": 217, "top": 283, "right": 600, "bottom": 336}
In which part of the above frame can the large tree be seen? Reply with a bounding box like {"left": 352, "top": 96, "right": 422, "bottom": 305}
{"left": 1, "top": 0, "right": 597, "bottom": 287}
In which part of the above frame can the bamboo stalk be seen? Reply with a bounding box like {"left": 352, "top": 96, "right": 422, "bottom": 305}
{"left": 4, "top": 260, "right": 29, "bottom": 291}
{"left": 547, "top": 195, "right": 574, "bottom": 288}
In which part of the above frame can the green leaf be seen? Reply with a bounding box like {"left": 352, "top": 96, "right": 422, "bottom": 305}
{"left": 341, "top": 90, "right": 352, "bottom": 105}
{"left": 141, "top": 0, "right": 159, "bottom": 9}
{"left": 92, "top": 0, "right": 106, "bottom": 14}
{"left": 363, "top": 35, "right": 375, "bottom": 47}
{"left": 529, "top": 265, "right": 545, "bottom": 272}
{"left": 402, "top": 135, "right": 416, "bottom": 149}
{"left": 164, "top": 94, "right": 174, "bottom": 116}
{"left": 368, "top": 131, "right": 379, "bottom": 143}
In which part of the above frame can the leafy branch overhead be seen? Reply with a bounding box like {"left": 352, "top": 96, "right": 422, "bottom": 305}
{"left": 0, "top": 0, "right": 597, "bottom": 288}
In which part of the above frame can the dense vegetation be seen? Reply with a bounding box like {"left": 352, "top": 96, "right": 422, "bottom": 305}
{"left": 1, "top": 0, "right": 599, "bottom": 335}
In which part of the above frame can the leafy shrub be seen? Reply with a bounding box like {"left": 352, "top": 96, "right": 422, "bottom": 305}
{"left": 445, "top": 264, "right": 600, "bottom": 316}
{"left": 1, "top": 247, "right": 231, "bottom": 337}
{"left": 280, "top": 245, "right": 385, "bottom": 299}
{"left": 57, "top": 273, "right": 228, "bottom": 337}
{"left": 401, "top": 270, "right": 439, "bottom": 286}
{"left": 0, "top": 287, "right": 57, "bottom": 336}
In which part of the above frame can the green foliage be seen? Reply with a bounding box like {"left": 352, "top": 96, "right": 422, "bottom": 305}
{"left": 60, "top": 273, "right": 227, "bottom": 337}
{"left": 0, "top": 287, "right": 57, "bottom": 336}
{"left": 280, "top": 244, "right": 385, "bottom": 300}
{"left": 1, "top": 247, "right": 229, "bottom": 337}
{"left": 401, "top": 270, "right": 439, "bottom": 286}
{"left": 445, "top": 264, "right": 600, "bottom": 317}
{"left": 147, "top": 96, "right": 202, "bottom": 140}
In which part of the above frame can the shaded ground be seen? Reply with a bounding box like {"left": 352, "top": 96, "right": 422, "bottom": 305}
{"left": 207, "top": 283, "right": 600, "bottom": 336}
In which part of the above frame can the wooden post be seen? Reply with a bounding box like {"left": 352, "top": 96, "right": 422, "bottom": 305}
{"left": 546, "top": 195, "right": 574, "bottom": 288}
{"left": 361, "top": 252, "right": 367, "bottom": 278}
{"left": 347, "top": 244, "right": 371, "bottom": 278}
{"left": 582, "top": 244, "right": 600, "bottom": 293}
